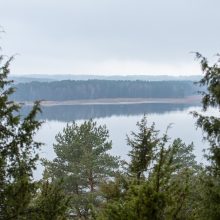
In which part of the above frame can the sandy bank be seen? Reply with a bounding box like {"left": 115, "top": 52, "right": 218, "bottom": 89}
{"left": 22, "top": 96, "right": 202, "bottom": 106}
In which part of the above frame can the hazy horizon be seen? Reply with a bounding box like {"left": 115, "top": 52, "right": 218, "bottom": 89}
{"left": 10, "top": 73, "right": 202, "bottom": 77}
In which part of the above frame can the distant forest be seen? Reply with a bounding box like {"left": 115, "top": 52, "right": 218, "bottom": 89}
{"left": 11, "top": 80, "right": 199, "bottom": 101}
{"left": 9, "top": 74, "right": 202, "bottom": 83}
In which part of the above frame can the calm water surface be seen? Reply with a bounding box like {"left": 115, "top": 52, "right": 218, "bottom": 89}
{"left": 31, "top": 103, "right": 216, "bottom": 179}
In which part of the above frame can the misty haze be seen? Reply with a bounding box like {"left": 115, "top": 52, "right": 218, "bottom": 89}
{"left": 1, "top": 1, "right": 220, "bottom": 219}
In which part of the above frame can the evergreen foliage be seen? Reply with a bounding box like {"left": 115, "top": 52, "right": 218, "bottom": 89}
{"left": 0, "top": 52, "right": 69, "bottom": 220}
{"left": 193, "top": 53, "right": 220, "bottom": 170}
{"left": 30, "top": 180, "right": 69, "bottom": 220}
{"left": 191, "top": 53, "right": 220, "bottom": 219}
{"left": 127, "top": 116, "right": 159, "bottom": 181}
{"left": 99, "top": 116, "right": 202, "bottom": 220}
{"left": 43, "top": 120, "right": 119, "bottom": 219}
{"left": 0, "top": 55, "right": 42, "bottom": 219}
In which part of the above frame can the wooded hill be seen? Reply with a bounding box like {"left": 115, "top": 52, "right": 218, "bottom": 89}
{"left": 11, "top": 80, "right": 199, "bottom": 101}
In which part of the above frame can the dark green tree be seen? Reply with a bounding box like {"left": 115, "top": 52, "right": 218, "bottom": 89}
{"left": 30, "top": 180, "right": 70, "bottom": 220}
{"left": 99, "top": 117, "right": 201, "bottom": 220}
{"left": 193, "top": 53, "right": 220, "bottom": 171}
{"left": 0, "top": 50, "right": 70, "bottom": 219}
{"left": 127, "top": 115, "right": 159, "bottom": 181}
{"left": 43, "top": 120, "right": 119, "bottom": 219}
{"left": 191, "top": 53, "right": 220, "bottom": 220}
{"left": 0, "top": 55, "right": 42, "bottom": 219}
{"left": 98, "top": 182, "right": 166, "bottom": 220}
{"left": 151, "top": 138, "right": 201, "bottom": 219}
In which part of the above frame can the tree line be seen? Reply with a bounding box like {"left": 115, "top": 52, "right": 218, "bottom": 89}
{"left": 1, "top": 52, "right": 220, "bottom": 219}
{"left": 11, "top": 80, "right": 198, "bottom": 101}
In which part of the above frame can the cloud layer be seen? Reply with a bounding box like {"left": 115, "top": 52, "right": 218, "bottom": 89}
{"left": 1, "top": 0, "right": 220, "bottom": 75}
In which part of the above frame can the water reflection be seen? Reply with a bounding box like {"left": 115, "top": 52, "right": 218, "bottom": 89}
{"left": 22, "top": 103, "right": 200, "bottom": 121}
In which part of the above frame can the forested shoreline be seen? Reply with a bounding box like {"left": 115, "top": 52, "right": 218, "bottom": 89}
{"left": 11, "top": 80, "right": 199, "bottom": 101}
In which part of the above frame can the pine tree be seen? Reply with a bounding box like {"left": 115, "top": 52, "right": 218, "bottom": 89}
{"left": 43, "top": 120, "right": 119, "bottom": 219}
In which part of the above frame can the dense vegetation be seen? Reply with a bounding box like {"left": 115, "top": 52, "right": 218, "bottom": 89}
{"left": 0, "top": 56, "right": 69, "bottom": 219}
{"left": 11, "top": 80, "right": 198, "bottom": 101}
{"left": 1, "top": 51, "right": 220, "bottom": 219}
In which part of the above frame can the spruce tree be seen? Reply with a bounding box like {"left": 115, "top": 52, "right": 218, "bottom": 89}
{"left": 127, "top": 115, "right": 159, "bottom": 181}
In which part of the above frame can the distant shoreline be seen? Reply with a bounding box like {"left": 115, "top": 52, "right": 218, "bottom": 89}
{"left": 22, "top": 95, "right": 202, "bottom": 106}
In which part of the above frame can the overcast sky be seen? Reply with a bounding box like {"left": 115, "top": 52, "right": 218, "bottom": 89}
{"left": 1, "top": 0, "right": 220, "bottom": 75}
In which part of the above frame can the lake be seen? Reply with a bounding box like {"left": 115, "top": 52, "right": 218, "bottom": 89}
{"left": 28, "top": 102, "right": 215, "bottom": 179}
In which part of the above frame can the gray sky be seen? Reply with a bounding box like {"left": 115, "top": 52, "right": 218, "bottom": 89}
{"left": 1, "top": 0, "right": 220, "bottom": 75}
